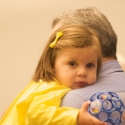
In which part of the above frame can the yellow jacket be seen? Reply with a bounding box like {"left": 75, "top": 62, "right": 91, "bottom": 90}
{"left": 0, "top": 80, "right": 79, "bottom": 125}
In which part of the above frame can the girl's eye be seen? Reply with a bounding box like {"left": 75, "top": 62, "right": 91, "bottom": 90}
{"left": 87, "top": 63, "right": 94, "bottom": 68}
{"left": 69, "top": 61, "right": 77, "bottom": 66}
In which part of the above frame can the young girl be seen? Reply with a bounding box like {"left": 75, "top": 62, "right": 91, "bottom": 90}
{"left": 0, "top": 25, "right": 105, "bottom": 125}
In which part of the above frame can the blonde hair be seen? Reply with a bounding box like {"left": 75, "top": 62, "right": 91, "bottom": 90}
{"left": 32, "top": 24, "right": 102, "bottom": 82}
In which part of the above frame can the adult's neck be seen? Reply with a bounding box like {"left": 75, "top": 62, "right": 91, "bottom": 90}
{"left": 102, "top": 57, "right": 116, "bottom": 63}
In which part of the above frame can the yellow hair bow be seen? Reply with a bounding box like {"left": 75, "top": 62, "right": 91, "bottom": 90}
{"left": 49, "top": 31, "right": 63, "bottom": 48}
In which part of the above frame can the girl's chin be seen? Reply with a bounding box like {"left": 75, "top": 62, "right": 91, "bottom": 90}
{"left": 72, "top": 84, "right": 88, "bottom": 89}
{"left": 72, "top": 86, "right": 84, "bottom": 90}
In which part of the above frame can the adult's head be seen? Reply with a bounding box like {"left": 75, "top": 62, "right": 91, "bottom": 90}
{"left": 52, "top": 7, "right": 117, "bottom": 61}
{"left": 32, "top": 25, "right": 102, "bottom": 83}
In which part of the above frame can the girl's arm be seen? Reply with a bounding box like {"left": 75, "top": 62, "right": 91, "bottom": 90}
{"left": 25, "top": 93, "right": 79, "bottom": 125}
{"left": 25, "top": 95, "right": 105, "bottom": 125}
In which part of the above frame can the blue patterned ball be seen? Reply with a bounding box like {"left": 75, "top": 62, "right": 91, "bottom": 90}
{"left": 88, "top": 92, "right": 125, "bottom": 125}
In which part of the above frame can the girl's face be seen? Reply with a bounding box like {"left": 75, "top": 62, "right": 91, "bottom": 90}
{"left": 54, "top": 47, "right": 98, "bottom": 89}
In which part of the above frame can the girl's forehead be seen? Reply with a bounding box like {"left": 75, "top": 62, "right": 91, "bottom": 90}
{"left": 56, "top": 47, "right": 98, "bottom": 60}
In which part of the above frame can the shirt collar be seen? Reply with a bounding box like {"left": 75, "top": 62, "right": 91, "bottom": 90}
{"left": 99, "top": 60, "right": 123, "bottom": 77}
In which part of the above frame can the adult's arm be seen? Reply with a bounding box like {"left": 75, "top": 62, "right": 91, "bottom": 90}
{"left": 61, "top": 92, "right": 86, "bottom": 108}
{"left": 60, "top": 85, "right": 95, "bottom": 108}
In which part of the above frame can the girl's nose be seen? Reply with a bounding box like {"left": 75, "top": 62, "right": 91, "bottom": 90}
{"left": 77, "top": 68, "right": 87, "bottom": 77}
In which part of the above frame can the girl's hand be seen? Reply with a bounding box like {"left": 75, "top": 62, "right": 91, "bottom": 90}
{"left": 77, "top": 101, "right": 106, "bottom": 125}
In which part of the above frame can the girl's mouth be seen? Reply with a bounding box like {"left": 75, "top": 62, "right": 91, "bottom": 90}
{"left": 74, "top": 82, "right": 88, "bottom": 88}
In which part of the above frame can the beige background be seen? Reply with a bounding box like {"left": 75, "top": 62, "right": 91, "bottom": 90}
{"left": 0, "top": 0, "right": 125, "bottom": 117}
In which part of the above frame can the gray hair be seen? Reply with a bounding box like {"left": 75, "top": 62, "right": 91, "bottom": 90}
{"left": 52, "top": 7, "right": 117, "bottom": 59}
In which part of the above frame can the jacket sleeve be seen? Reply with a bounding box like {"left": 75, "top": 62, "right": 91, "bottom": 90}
{"left": 25, "top": 92, "right": 79, "bottom": 125}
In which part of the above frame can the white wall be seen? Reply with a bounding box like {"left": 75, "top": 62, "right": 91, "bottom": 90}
{"left": 0, "top": 0, "right": 125, "bottom": 117}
